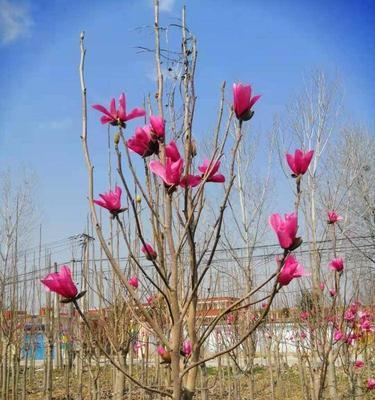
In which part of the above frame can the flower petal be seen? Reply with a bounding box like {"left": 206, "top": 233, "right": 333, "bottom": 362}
{"left": 126, "top": 107, "right": 146, "bottom": 121}
{"left": 149, "top": 160, "right": 167, "bottom": 184}
{"left": 92, "top": 104, "right": 112, "bottom": 118}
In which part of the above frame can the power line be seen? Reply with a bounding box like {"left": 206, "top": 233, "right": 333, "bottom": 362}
{"left": 2, "top": 235, "right": 374, "bottom": 287}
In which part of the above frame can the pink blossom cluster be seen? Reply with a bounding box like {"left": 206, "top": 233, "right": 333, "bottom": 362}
{"left": 92, "top": 87, "right": 263, "bottom": 196}
{"left": 333, "top": 302, "right": 374, "bottom": 346}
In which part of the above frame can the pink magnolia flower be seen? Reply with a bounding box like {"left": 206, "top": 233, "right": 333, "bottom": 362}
{"left": 300, "top": 311, "right": 309, "bottom": 320}
{"left": 198, "top": 159, "right": 225, "bottom": 183}
{"left": 149, "top": 158, "right": 201, "bottom": 189}
{"left": 141, "top": 243, "right": 158, "bottom": 261}
{"left": 354, "top": 360, "right": 364, "bottom": 369}
{"left": 127, "top": 126, "right": 159, "bottom": 157}
{"left": 41, "top": 265, "right": 78, "bottom": 299}
{"left": 182, "top": 340, "right": 192, "bottom": 356}
{"left": 146, "top": 296, "right": 154, "bottom": 305}
{"left": 367, "top": 379, "right": 375, "bottom": 389}
{"left": 165, "top": 140, "right": 181, "bottom": 162}
{"left": 358, "top": 311, "right": 370, "bottom": 323}
{"left": 93, "top": 185, "right": 122, "bottom": 213}
{"left": 345, "top": 333, "right": 358, "bottom": 345}
{"left": 327, "top": 211, "right": 343, "bottom": 224}
{"left": 329, "top": 258, "right": 344, "bottom": 273}
{"left": 319, "top": 282, "right": 325, "bottom": 291}
{"left": 149, "top": 158, "right": 182, "bottom": 186}
{"left": 149, "top": 115, "right": 165, "bottom": 138}
{"left": 233, "top": 83, "right": 261, "bottom": 120}
{"left": 329, "top": 289, "right": 337, "bottom": 297}
{"left": 286, "top": 149, "right": 314, "bottom": 176}
{"left": 278, "top": 255, "right": 309, "bottom": 286}
{"left": 261, "top": 302, "right": 267, "bottom": 309}
{"left": 226, "top": 314, "right": 235, "bottom": 325}
{"left": 92, "top": 93, "right": 145, "bottom": 126}
{"left": 269, "top": 212, "right": 298, "bottom": 249}
{"left": 360, "top": 319, "right": 372, "bottom": 332}
{"left": 128, "top": 276, "right": 139, "bottom": 289}
{"left": 344, "top": 309, "right": 356, "bottom": 322}
{"left": 333, "top": 329, "right": 344, "bottom": 341}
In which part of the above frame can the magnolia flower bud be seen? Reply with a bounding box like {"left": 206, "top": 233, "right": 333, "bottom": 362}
{"left": 190, "top": 139, "right": 197, "bottom": 158}
{"left": 135, "top": 195, "right": 142, "bottom": 204}
{"left": 114, "top": 131, "right": 120, "bottom": 145}
{"left": 141, "top": 243, "right": 157, "bottom": 261}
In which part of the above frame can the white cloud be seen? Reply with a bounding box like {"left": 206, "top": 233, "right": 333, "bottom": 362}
{"left": 156, "top": 0, "right": 175, "bottom": 13}
{"left": 145, "top": 64, "right": 178, "bottom": 82}
{"left": 0, "top": 0, "right": 33, "bottom": 45}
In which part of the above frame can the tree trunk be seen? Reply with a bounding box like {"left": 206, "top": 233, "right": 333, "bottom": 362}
{"left": 113, "top": 352, "right": 126, "bottom": 400}
{"left": 326, "top": 353, "right": 337, "bottom": 399}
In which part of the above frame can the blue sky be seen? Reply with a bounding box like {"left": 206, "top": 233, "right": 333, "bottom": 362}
{"left": 0, "top": 0, "right": 374, "bottom": 248}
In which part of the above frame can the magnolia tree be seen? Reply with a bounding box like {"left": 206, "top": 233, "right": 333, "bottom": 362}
{"left": 38, "top": 4, "right": 375, "bottom": 400}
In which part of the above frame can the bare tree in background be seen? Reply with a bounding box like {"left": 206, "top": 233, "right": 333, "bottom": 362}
{"left": 220, "top": 128, "right": 273, "bottom": 399}
{"left": 276, "top": 71, "right": 344, "bottom": 400}
{"left": 323, "top": 125, "right": 375, "bottom": 304}
{"left": 0, "top": 167, "right": 38, "bottom": 399}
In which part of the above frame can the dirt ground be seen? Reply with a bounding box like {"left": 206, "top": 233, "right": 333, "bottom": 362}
{"left": 6, "top": 364, "right": 371, "bottom": 400}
